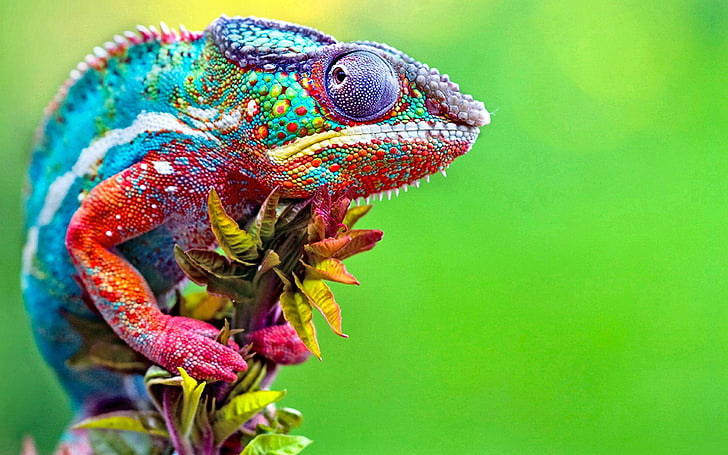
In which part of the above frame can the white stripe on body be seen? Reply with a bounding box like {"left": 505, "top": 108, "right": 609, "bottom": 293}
{"left": 22, "top": 111, "right": 220, "bottom": 282}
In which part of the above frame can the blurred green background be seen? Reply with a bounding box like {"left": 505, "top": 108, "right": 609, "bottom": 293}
{"left": 1, "top": 0, "right": 727, "bottom": 453}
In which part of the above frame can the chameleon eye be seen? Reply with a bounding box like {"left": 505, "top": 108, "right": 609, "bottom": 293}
{"left": 325, "top": 50, "right": 399, "bottom": 121}
{"left": 332, "top": 66, "right": 348, "bottom": 85}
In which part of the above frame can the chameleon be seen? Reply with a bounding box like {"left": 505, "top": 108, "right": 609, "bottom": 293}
{"left": 21, "top": 14, "right": 489, "bottom": 441}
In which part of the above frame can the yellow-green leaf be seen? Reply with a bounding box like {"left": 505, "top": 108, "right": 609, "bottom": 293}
{"left": 178, "top": 368, "right": 206, "bottom": 439}
{"left": 275, "top": 408, "right": 304, "bottom": 432}
{"left": 240, "top": 434, "right": 312, "bottom": 455}
{"left": 73, "top": 411, "right": 169, "bottom": 438}
{"left": 186, "top": 248, "right": 245, "bottom": 275}
{"left": 294, "top": 274, "right": 346, "bottom": 338}
{"left": 181, "top": 292, "right": 231, "bottom": 320}
{"left": 174, "top": 245, "right": 214, "bottom": 285}
{"left": 260, "top": 190, "right": 282, "bottom": 242}
{"left": 209, "top": 189, "right": 258, "bottom": 261}
{"left": 342, "top": 204, "right": 372, "bottom": 229}
{"left": 213, "top": 390, "right": 287, "bottom": 444}
{"left": 280, "top": 284, "right": 321, "bottom": 359}
{"left": 249, "top": 188, "right": 282, "bottom": 245}
{"left": 303, "top": 258, "right": 359, "bottom": 285}
{"left": 144, "top": 366, "right": 182, "bottom": 387}
{"left": 259, "top": 250, "right": 281, "bottom": 275}
{"left": 87, "top": 426, "right": 154, "bottom": 455}
{"left": 87, "top": 341, "right": 150, "bottom": 373}
{"left": 215, "top": 319, "right": 245, "bottom": 346}
{"left": 229, "top": 358, "right": 267, "bottom": 398}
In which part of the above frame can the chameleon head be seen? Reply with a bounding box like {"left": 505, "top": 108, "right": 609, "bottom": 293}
{"left": 208, "top": 17, "right": 490, "bottom": 199}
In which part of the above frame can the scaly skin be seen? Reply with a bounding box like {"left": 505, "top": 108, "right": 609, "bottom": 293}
{"left": 22, "top": 16, "right": 489, "bottom": 410}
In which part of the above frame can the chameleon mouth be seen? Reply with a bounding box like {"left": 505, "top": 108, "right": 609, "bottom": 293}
{"left": 266, "top": 121, "right": 481, "bottom": 165}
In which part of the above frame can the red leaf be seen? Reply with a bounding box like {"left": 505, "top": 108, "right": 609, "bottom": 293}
{"left": 333, "top": 230, "right": 384, "bottom": 260}
{"left": 304, "top": 236, "right": 351, "bottom": 259}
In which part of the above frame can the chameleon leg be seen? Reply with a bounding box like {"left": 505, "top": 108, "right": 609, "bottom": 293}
{"left": 65, "top": 156, "right": 248, "bottom": 382}
{"left": 23, "top": 234, "right": 144, "bottom": 407}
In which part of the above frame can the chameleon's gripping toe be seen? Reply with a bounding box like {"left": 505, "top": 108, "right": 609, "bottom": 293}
{"left": 248, "top": 323, "right": 312, "bottom": 365}
{"left": 150, "top": 315, "right": 247, "bottom": 382}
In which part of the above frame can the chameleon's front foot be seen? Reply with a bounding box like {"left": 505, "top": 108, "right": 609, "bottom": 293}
{"left": 248, "top": 323, "right": 311, "bottom": 365}
{"left": 147, "top": 315, "right": 248, "bottom": 382}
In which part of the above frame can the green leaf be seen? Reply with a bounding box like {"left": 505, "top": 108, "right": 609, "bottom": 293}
{"left": 65, "top": 311, "right": 149, "bottom": 374}
{"left": 294, "top": 274, "right": 346, "bottom": 338}
{"left": 275, "top": 198, "right": 310, "bottom": 230}
{"left": 206, "top": 275, "right": 255, "bottom": 302}
{"left": 342, "top": 204, "right": 372, "bottom": 229}
{"left": 209, "top": 189, "right": 259, "bottom": 261}
{"left": 215, "top": 319, "right": 245, "bottom": 346}
{"left": 273, "top": 268, "right": 293, "bottom": 287}
{"left": 144, "top": 366, "right": 181, "bottom": 415}
{"left": 240, "top": 434, "right": 312, "bottom": 455}
{"left": 259, "top": 250, "right": 281, "bottom": 275}
{"left": 74, "top": 411, "right": 169, "bottom": 438}
{"left": 279, "top": 282, "right": 321, "bottom": 359}
{"left": 275, "top": 408, "right": 303, "bottom": 433}
{"left": 87, "top": 341, "right": 151, "bottom": 373}
{"left": 178, "top": 367, "right": 206, "bottom": 439}
{"left": 186, "top": 248, "right": 247, "bottom": 276}
{"left": 213, "top": 390, "right": 287, "bottom": 444}
{"left": 303, "top": 258, "right": 359, "bottom": 285}
{"left": 180, "top": 292, "right": 231, "bottom": 321}
{"left": 176, "top": 247, "right": 255, "bottom": 301}
{"left": 87, "top": 428, "right": 155, "bottom": 455}
{"left": 144, "top": 366, "right": 182, "bottom": 387}
{"left": 229, "top": 358, "right": 267, "bottom": 397}
{"left": 249, "top": 189, "right": 282, "bottom": 245}
{"left": 174, "top": 245, "right": 218, "bottom": 285}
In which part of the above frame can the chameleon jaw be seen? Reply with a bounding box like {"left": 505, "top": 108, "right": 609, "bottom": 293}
{"left": 266, "top": 121, "right": 481, "bottom": 166}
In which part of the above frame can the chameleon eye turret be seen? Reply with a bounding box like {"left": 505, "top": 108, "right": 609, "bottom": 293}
{"left": 324, "top": 50, "right": 399, "bottom": 121}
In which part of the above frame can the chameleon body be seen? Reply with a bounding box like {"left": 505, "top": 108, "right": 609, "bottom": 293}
{"left": 22, "top": 15, "right": 488, "bottom": 422}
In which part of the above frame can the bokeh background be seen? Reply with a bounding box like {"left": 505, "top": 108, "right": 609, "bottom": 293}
{"left": 2, "top": 0, "right": 727, "bottom": 453}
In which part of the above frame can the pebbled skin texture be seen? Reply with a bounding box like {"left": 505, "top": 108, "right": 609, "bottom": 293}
{"left": 249, "top": 323, "right": 312, "bottom": 365}
{"left": 22, "top": 16, "right": 489, "bottom": 410}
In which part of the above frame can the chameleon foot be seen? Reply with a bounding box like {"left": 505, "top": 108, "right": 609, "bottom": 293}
{"left": 150, "top": 315, "right": 248, "bottom": 382}
{"left": 248, "top": 323, "right": 311, "bottom": 365}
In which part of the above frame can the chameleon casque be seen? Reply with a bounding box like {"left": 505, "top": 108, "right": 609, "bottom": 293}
{"left": 22, "top": 14, "right": 489, "bottom": 439}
